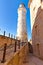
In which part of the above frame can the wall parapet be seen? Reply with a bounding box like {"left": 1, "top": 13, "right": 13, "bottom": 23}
{"left": 4, "top": 43, "right": 29, "bottom": 65}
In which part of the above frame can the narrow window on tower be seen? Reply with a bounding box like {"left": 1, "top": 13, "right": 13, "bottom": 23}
{"left": 35, "top": 25, "right": 38, "bottom": 35}
{"left": 33, "top": 7, "right": 35, "bottom": 11}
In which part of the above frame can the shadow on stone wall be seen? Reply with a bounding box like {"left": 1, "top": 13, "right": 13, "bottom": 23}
{"left": 28, "top": 42, "right": 33, "bottom": 53}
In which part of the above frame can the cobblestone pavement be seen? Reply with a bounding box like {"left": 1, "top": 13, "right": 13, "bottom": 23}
{"left": 23, "top": 54, "right": 43, "bottom": 65}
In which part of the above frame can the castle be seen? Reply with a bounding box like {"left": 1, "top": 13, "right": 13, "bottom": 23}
{"left": 28, "top": 0, "right": 43, "bottom": 59}
{"left": 28, "top": 0, "right": 41, "bottom": 30}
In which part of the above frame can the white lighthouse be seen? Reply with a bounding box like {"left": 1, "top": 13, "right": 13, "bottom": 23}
{"left": 17, "top": 3, "right": 28, "bottom": 42}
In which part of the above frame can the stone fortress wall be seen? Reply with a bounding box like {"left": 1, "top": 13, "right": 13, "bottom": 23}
{"left": 28, "top": 0, "right": 43, "bottom": 60}
{"left": 0, "top": 35, "right": 16, "bottom": 47}
{"left": 28, "top": 0, "right": 41, "bottom": 30}
{"left": 32, "top": 6, "right": 43, "bottom": 59}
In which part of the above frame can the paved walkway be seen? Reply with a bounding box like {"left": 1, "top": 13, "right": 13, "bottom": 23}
{"left": 0, "top": 53, "right": 43, "bottom": 65}
{"left": 0, "top": 44, "right": 22, "bottom": 65}
{"left": 23, "top": 54, "right": 43, "bottom": 65}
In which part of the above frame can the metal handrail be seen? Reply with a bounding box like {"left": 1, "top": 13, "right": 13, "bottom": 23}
{"left": 0, "top": 41, "right": 27, "bottom": 63}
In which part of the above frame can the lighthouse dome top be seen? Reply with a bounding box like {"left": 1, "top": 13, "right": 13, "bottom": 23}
{"left": 19, "top": 3, "right": 25, "bottom": 8}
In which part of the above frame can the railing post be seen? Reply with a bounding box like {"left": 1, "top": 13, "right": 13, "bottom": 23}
{"left": 4, "top": 31, "right": 6, "bottom": 36}
{"left": 18, "top": 40, "right": 20, "bottom": 49}
{"left": 14, "top": 41, "right": 17, "bottom": 52}
{"left": 1, "top": 43, "right": 7, "bottom": 63}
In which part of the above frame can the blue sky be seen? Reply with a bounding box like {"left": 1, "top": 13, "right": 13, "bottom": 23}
{"left": 0, "top": 0, "right": 31, "bottom": 40}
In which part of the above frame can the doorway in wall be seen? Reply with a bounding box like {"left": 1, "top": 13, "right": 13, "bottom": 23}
{"left": 37, "top": 44, "right": 40, "bottom": 57}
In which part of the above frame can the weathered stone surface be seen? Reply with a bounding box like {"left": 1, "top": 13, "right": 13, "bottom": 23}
{"left": 0, "top": 35, "right": 16, "bottom": 47}
{"left": 17, "top": 4, "right": 28, "bottom": 42}
{"left": 32, "top": 5, "right": 43, "bottom": 59}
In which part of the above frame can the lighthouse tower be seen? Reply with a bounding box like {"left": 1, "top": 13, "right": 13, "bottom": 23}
{"left": 17, "top": 4, "right": 28, "bottom": 42}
